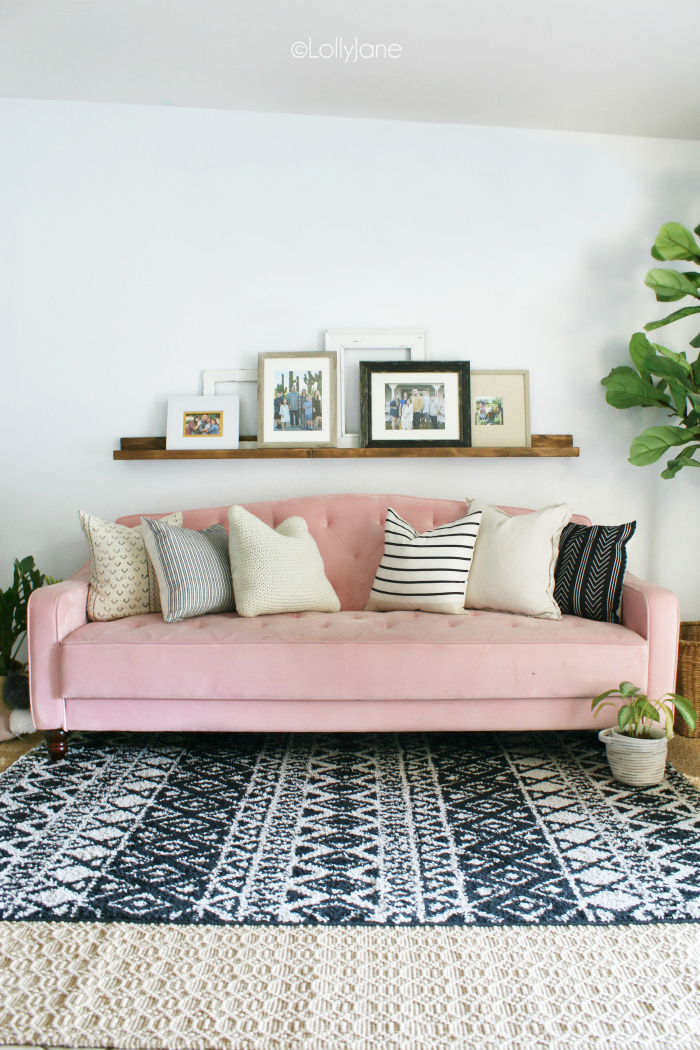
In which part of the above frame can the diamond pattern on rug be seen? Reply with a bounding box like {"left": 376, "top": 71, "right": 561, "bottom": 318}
{"left": 0, "top": 731, "right": 698, "bottom": 926}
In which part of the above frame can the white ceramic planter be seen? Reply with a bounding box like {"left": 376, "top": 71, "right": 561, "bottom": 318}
{"left": 599, "top": 726, "right": 668, "bottom": 787}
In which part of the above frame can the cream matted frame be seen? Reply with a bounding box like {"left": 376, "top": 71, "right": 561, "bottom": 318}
{"left": 325, "top": 329, "right": 427, "bottom": 448}
{"left": 470, "top": 370, "right": 531, "bottom": 447}
{"left": 257, "top": 351, "right": 337, "bottom": 449}
{"left": 166, "top": 395, "right": 240, "bottom": 450}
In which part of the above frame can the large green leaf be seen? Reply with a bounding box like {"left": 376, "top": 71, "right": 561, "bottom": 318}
{"left": 655, "top": 292, "right": 688, "bottom": 303}
{"left": 644, "top": 305, "right": 700, "bottom": 333}
{"left": 592, "top": 688, "right": 619, "bottom": 708}
{"left": 629, "top": 425, "right": 699, "bottom": 466}
{"left": 690, "top": 331, "right": 700, "bottom": 349}
{"left": 661, "top": 443, "right": 700, "bottom": 478}
{"left": 601, "top": 367, "right": 671, "bottom": 410}
{"left": 653, "top": 223, "right": 700, "bottom": 263}
{"left": 645, "top": 269, "right": 700, "bottom": 301}
{"left": 668, "top": 693, "right": 698, "bottom": 731}
{"left": 628, "top": 332, "right": 653, "bottom": 378}
{"left": 666, "top": 380, "right": 688, "bottom": 417}
{"left": 618, "top": 705, "right": 633, "bottom": 732}
{"left": 642, "top": 352, "right": 692, "bottom": 385}
{"left": 639, "top": 700, "right": 660, "bottom": 723}
{"left": 651, "top": 343, "right": 693, "bottom": 373}
{"left": 656, "top": 702, "right": 675, "bottom": 738}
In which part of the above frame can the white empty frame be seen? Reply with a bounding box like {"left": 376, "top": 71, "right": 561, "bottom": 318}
{"left": 325, "top": 329, "right": 427, "bottom": 447}
{"left": 202, "top": 369, "right": 258, "bottom": 442}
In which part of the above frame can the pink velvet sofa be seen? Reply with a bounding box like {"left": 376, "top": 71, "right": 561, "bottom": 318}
{"left": 28, "top": 494, "right": 680, "bottom": 760}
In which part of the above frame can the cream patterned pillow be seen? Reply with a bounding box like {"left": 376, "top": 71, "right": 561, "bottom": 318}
{"left": 79, "top": 510, "right": 183, "bottom": 621}
{"left": 228, "top": 505, "right": 340, "bottom": 618}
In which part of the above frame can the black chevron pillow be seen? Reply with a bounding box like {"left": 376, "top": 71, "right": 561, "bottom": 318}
{"left": 554, "top": 521, "right": 636, "bottom": 623}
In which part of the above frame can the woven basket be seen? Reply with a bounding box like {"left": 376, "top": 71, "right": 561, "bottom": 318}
{"left": 675, "top": 621, "right": 700, "bottom": 738}
{"left": 598, "top": 727, "right": 667, "bottom": 786}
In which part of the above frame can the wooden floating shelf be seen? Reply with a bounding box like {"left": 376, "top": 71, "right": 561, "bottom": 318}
{"left": 114, "top": 435, "right": 579, "bottom": 460}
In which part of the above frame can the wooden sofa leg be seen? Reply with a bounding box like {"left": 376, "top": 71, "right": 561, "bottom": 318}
{"left": 45, "top": 729, "right": 68, "bottom": 763}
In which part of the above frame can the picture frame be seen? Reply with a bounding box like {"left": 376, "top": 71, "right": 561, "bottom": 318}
{"left": 359, "top": 361, "right": 471, "bottom": 448}
{"left": 470, "top": 370, "right": 531, "bottom": 448}
{"left": 257, "top": 351, "right": 337, "bottom": 448}
{"left": 165, "top": 395, "right": 240, "bottom": 450}
{"left": 325, "top": 329, "right": 427, "bottom": 448}
{"left": 202, "top": 369, "right": 258, "bottom": 444}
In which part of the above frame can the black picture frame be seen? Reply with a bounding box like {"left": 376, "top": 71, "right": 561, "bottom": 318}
{"left": 359, "top": 360, "right": 471, "bottom": 448}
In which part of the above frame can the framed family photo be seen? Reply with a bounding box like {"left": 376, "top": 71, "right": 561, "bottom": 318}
{"left": 359, "top": 361, "right": 471, "bottom": 448}
{"left": 165, "top": 395, "right": 240, "bottom": 450}
{"left": 257, "top": 351, "right": 337, "bottom": 448}
{"left": 471, "top": 370, "right": 531, "bottom": 448}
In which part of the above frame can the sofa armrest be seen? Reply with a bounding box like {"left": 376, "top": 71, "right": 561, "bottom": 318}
{"left": 620, "top": 573, "right": 680, "bottom": 701}
{"left": 28, "top": 565, "right": 90, "bottom": 730}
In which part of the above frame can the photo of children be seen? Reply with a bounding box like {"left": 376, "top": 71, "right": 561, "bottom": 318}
{"left": 384, "top": 383, "right": 445, "bottom": 430}
{"left": 474, "top": 397, "right": 504, "bottom": 426}
{"left": 182, "top": 411, "right": 223, "bottom": 436}
{"left": 273, "top": 369, "right": 323, "bottom": 431}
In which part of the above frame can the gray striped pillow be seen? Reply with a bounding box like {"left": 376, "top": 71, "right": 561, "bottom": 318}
{"left": 365, "top": 507, "right": 482, "bottom": 615}
{"left": 141, "top": 518, "right": 235, "bottom": 622}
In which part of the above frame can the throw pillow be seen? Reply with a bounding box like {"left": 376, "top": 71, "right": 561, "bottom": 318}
{"left": 554, "top": 521, "right": 636, "bottom": 623}
{"left": 228, "top": 505, "right": 340, "bottom": 618}
{"left": 365, "top": 507, "right": 482, "bottom": 615}
{"left": 141, "top": 518, "right": 235, "bottom": 622}
{"left": 464, "top": 500, "right": 571, "bottom": 619}
{"left": 79, "top": 510, "right": 183, "bottom": 621}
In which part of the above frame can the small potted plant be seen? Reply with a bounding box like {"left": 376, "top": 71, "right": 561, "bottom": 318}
{"left": 1, "top": 557, "right": 58, "bottom": 737}
{"left": 593, "top": 682, "right": 697, "bottom": 786}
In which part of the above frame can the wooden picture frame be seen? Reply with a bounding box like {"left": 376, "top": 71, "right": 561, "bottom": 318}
{"left": 359, "top": 361, "right": 471, "bottom": 448}
{"left": 325, "top": 329, "right": 428, "bottom": 448}
{"left": 470, "top": 370, "right": 531, "bottom": 448}
{"left": 257, "top": 351, "right": 337, "bottom": 448}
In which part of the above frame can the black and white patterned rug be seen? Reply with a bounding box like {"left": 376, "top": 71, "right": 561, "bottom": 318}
{"left": 1, "top": 731, "right": 699, "bottom": 927}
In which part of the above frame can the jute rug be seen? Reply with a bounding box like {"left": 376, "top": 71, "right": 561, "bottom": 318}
{"left": 0, "top": 921, "right": 698, "bottom": 1049}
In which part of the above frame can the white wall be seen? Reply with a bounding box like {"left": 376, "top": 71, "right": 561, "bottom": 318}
{"left": 1, "top": 98, "right": 699, "bottom": 614}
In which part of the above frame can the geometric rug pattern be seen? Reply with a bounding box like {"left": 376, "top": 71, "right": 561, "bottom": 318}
{"left": 0, "top": 730, "right": 699, "bottom": 926}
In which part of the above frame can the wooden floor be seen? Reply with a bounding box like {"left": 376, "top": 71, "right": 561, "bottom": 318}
{"left": 0, "top": 730, "right": 698, "bottom": 790}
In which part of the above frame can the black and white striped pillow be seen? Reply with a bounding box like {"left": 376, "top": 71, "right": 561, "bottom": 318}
{"left": 365, "top": 507, "right": 482, "bottom": 615}
{"left": 554, "top": 521, "right": 636, "bottom": 623}
{"left": 141, "top": 518, "right": 235, "bottom": 622}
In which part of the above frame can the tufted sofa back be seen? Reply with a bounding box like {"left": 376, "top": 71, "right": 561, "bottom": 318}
{"left": 117, "top": 494, "right": 591, "bottom": 612}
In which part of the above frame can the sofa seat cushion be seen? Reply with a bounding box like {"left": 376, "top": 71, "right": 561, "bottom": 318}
{"left": 60, "top": 609, "right": 648, "bottom": 702}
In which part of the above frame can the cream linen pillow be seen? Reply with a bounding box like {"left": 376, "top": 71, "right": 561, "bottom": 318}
{"left": 464, "top": 499, "right": 571, "bottom": 619}
{"left": 79, "top": 510, "right": 183, "bottom": 621}
{"left": 228, "top": 505, "right": 340, "bottom": 618}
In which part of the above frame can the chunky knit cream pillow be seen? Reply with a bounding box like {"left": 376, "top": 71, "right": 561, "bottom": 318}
{"left": 79, "top": 510, "right": 183, "bottom": 621}
{"left": 228, "top": 506, "right": 340, "bottom": 618}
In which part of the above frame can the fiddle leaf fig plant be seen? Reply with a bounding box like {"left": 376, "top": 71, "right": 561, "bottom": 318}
{"left": 592, "top": 681, "right": 697, "bottom": 739}
{"left": 0, "top": 557, "right": 58, "bottom": 677}
{"left": 601, "top": 221, "right": 700, "bottom": 478}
